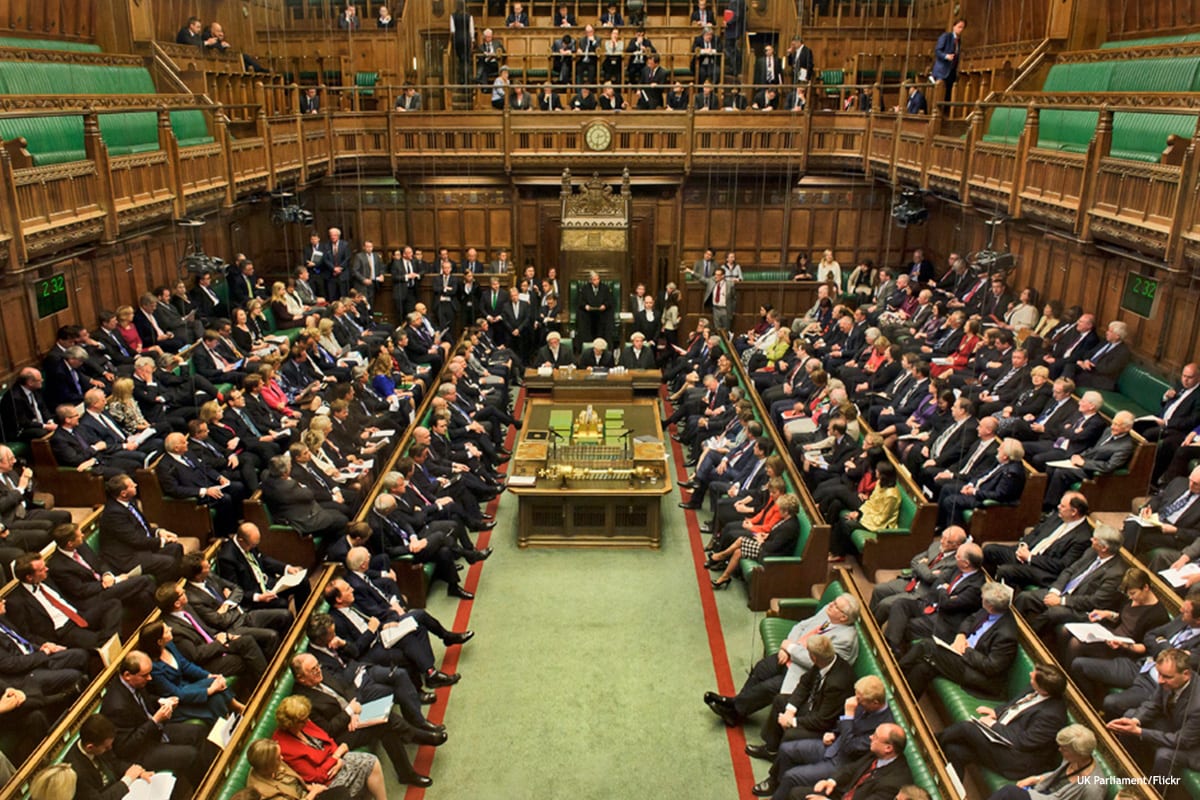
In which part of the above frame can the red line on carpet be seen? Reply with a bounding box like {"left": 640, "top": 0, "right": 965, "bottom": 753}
{"left": 663, "top": 391, "right": 758, "bottom": 800}
{"left": 403, "top": 385, "right": 526, "bottom": 800}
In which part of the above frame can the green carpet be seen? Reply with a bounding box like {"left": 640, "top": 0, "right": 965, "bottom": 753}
{"left": 392, "top": 457, "right": 762, "bottom": 799}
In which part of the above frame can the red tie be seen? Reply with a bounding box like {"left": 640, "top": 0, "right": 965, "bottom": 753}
{"left": 40, "top": 586, "right": 88, "bottom": 628}
{"left": 844, "top": 759, "right": 878, "bottom": 800}
{"left": 925, "top": 572, "right": 964, "bottom": 614}
{"left": 907, "top": 551, "right": 946, "bottom": 592}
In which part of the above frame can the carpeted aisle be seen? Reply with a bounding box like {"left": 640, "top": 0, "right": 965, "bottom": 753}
{"left": 393, "top": 394, "right": 761, "bottom": 800}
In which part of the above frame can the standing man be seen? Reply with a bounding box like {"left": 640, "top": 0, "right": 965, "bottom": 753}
{"left": 723, "top": 0, "right": 746, "bottom": 78}
{"left": 351, "top": 241, "right": 384, "bottom": 305}
{"left": 500, "top": 286, "right": 533, "bottom": 363}
{"left": 389, "top": 246, "right": 422, "bottom": 318}
{"left": 696, "top": 267, "right": 735, "bottom": 331}
{"left": 932, "top": 19, "right": 965, "bottom": 104}
{"left": 576, "top": 271, "right": 614, "bottom": 348}
{"left": 323, "top": 227, "right": 351, "bottom": 300}
{"left": 434, "top": 261, "right": 461, "bottom": 335}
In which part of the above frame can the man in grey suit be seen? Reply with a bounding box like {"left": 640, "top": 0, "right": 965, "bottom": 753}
{"left": 351, "top": 241, "right": 385, "bottom": 304}
{"left": 693, "top": 248, "right": 717, "bottom": 279}
{"left": 1014, "top": 525, "right": 1126, "bottom": 635}
{"left": 1041, "top": 410, "right": 1136, "bottom": 510}
{"left": 984, "top": 491, "right": 1094, "bottom": 587}
{"left": 1107, "top": 648, "right": 1200, "bottom": 781}
{"left": 704, "top": 594, "right": 859, "bottom": 724}
{"left": 687, "top": 266, "right": 735, "bottom": 331}
{"left": 870, "top": 526, "right": 966, "bottom": 618}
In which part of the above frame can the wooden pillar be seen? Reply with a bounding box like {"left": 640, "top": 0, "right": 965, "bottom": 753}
{"left": 1166, "top": 117, "right": 1200, "bottom": 266}
{"left": 158, "top": 106, "right": 186, "bottom": 218}
{"left": 1076, "top": 105, "right": 1112, "bottom": 240}
{"left": 84, "top": 109, "right": 119, "bottom": 243}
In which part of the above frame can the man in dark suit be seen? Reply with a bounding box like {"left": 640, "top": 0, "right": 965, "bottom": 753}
{"left": 1043, "top": 313, "right": 1098, "bottom": 377}
{"left": 984, "top": 491, "right": 1094, "bottom": 587}
{"left": 936, "top": 438, "right": 1026, "bottom": 529}
{"left": 0, "top": 595, "right": 89, "bottom": 697}
{"left": 870, "top": 526, "right": 967, "bottom": 619}
{"left": 7, "top": 552, "right": 122, "bottom": 649}
{"left": 98, "top": 474, "right": 182, "bottom": 582}
{"left": 745, "top": 635, "right": 856, "bottom": 761}
{"left": 1129, "top": 466, "right": 1200, "bottom": 556}
{"left": 389, "top": 246, "right": 422, "bottom": 317}
{"left": 931, "top": 19, "right": 965, "bottom": 102}
{"left": 1004, "top": 377, "right": 1078, "bottom": 441}
{"left": 180, "top": 552, "right": 290, "bottom": 658}
{"left": 897, "top": 582, "right": 1021, "bottom": 699}
{"left": 619, "top": 332, "right": 656, "bottom": 370}
{"left": 322, "top": 226, "right": 351, "bottom": 300}
{"left": 885, "top": 543, "right": 984, "bottom": 654}
{"left": 49, "top": 405, "right": 131, "bottom": 481}
{"left": 48, "top": 523, "right": 156, "bottom": 621}
{"left": 350, "top": 240, "right": 385, "bottom": 304}
{"left": 499, "top": 286, "right": 533, "bottom": 362}
{"left": 906, "top": 397, "right": 979, "bottom": 486}
{"left": 191, "top": 331, "right": 247, "bottom": 387}
{"left": 65, "top": 714, "right": 157, "bottom": 800}
{"left": 753, "top": 44, "right": 784, "bottom": 86}
{"left": 298, "top": 87, "right": 320, "bottom": 114}
{"left": 0, "top": 367, "right": 56, "bottom": 442}
{"left": 759, "top": 674, "right": 894, "bottom": 799}
{"left": 903, "top": 85, "right": 928, "bottom": 114}
{"left": 78, "top": 389, "right": 160, "bottom": 464}
{"left": 938, "top": 663, "right": 1070, "bottom": 781}
{"left": 373, "top": 487, "right": 482, "bottom": 601}
{"left": 431, "top": 261, "right": 460, "bottom": 333}
{"left": 216, "top": 521, "right": 312, "bottom": 613}
{"left": 156, "top": 432, "right": 245, "bottom": 537}
{"left": 290, "top": 652, "right": 436, "bottom": 787}
{"left": 156, "top": 583, "right": 266, "bottom": 683}
{"left": 1142, "top": 363, "right": 1200, "bottom": 482}
{"left": 1023, "top": 390, "right": 1107, "bottom": 469}
{"left": 259, "top": 455, "right": 348, "bottom": 540}
{"left": 100, "top": 651, "right": 212, "bottom": 796}
{"left": 576, "top": 271, "right": 615, "bottom": 345}
{"left": 1063, "top": 320, "right": 1132, "bottom": 391}
{"left": 797, "top": 723, "right": 913, "bottom": 800}
{"left": 44, "top": 346, "right": 92, "bottom": 408}
{"left": 1107, "top": 648, "right": 1200, "bottom": 780}
{"left": 0, "top": 446, "right": 67, "bottom": 551}
{"left": 132, "top": 295, "right": 182, "bottom": 354}
{"left": 786, "top": 36, "right": 815, "bottom": 83}
{"left": 1041, "top": 411, "right": 1136, "bottom": 509}
{"left": 188, "top": 271, "right": 227, "bottom": 324}
{"left": 1014, "top": 525, "right": 1126, "bottom": 636}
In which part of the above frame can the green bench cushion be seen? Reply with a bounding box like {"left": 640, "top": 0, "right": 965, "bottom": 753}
{"left": 0, "top": 38, "right": 103, "bottom": 52}
{"left": 982, "top": 106, "right": 1026, "bottom": 146}
{"left": 1110, "top": 112, "right": 1197, "bottom": 162}
{"left": 850, "top": 488, "right": 917, "bottom": 553}
{"left": 1094, "top": 364, "right": 1171, "bottom": 418}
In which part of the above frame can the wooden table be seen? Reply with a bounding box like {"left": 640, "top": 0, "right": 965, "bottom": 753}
{"left": 508, "top": 398, "right": 672, "bottom": 548}
{"left": 522, "top": 368, "right": 664, "bottom": 400}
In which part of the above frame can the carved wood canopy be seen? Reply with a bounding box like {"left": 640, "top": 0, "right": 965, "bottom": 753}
{"left": 559, "top": 168, "right": 631, "bottom": 231}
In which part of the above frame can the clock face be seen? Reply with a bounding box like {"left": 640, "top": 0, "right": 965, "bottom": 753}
{"left": 585, "top": 122, "right": 612, "bottom": 151}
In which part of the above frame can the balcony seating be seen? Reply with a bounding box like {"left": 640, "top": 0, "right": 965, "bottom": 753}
{"left": 985, "top": 57, "right": 1200, "bottom": 162}
{"left": 0, "top": 58, "right": 213, "bottom": 165}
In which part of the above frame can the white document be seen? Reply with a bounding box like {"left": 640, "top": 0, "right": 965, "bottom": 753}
{"left": 379, "top": 615, "right": 419, "bottom": 648}
{"left": 357, "top": 695, "right": 392, "bottom": 727}
{"left": 207, "top": 712, "right": 240, "bottom": 748}
{"left": 1125, "top": 512, "right": 1162, "bottom": 529}
{"left": 1044, "top": 459, "right": 1076, "bottom": 469}
{"left": 932, "top": 636, "right": 962, "bottom": 655}
{"left": 969, "top": 717, "right": 1014, "bottom": 746}
{"left": 1064, "top": 622, "right": 1134, "bottom": 645}
{"left": 370, "top": 429, "right": 397, "bottom": 439}
{"left": 1160, "top": 563, "right": 1200, "bottom": 587}
{"left": 270, "top": 568, "right": 307, "bottom": 594}
{"left": 127, "top": 772, "right": 176, "bottom": 800}
{"left": 129, "top": 428, "right": 157, "bottom": 447}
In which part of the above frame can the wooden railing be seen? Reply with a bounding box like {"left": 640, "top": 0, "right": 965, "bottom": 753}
{"left": 2, "top": 85, "right": 1199, "bottom": 276}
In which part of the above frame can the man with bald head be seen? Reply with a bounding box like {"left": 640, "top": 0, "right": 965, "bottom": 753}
{"left": 0, "top": 444, "right": 70, "bottom": 546}
{"left": 1041, "top": 410, "right": 1136, "bottom": 510}
{"left": 885, "top": 542, "right": 985, "bottom": 655}
{"left": 1024, "top": 390, "right": 1108, "bottom": 470}
{"left": 1044, "top": 312, "right": 1098, "bottom": 377}
{"left": 797, "top": 723, "right": 912, "bottom": 800}
{"left": 870, "top": 526, "right": 967, "bottom": 618}
{"left": 985, "top": 491, "right": 1093, "bottom": 586}
{"left": 924, "top": 415, "right": 1000, "bottom": 498}
{"left": 1063, "top": 320, "right": 1131, "bottom": 391}
{"left": 156, "top": 431, "right": 245, "bottom": 537}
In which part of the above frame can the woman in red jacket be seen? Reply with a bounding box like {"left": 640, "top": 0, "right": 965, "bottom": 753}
{"left": 273, "top": 695, "right": 387, "bottom": 800}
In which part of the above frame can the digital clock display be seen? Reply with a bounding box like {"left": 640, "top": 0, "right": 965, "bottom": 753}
{"left": 1120, "top": 272, "right": 1158, "bottom": 319}
{"left": 35, "top": 273, "right": 69, "bottom": 319}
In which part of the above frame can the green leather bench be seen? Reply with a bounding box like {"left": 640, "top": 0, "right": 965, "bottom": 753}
{"left": 1100, "top": 34, "right": 1200, "bottom": 48}
{"left": 0, "top": 61, "right": 213, "bottom": 165}
{"left": 981, "top": 106, "right": 1026, "bottom": 146}
{"left": 848, "top": 485, "right": 919, "bottom": 576}
{"left": 1094, "top": 363, "right": 1170, "bottom": 419}
{"left": 741, "top": 270, "right": 792, "bottom": 281}
{"left": 0, "top": 38, "right": 103, "bottom": 52}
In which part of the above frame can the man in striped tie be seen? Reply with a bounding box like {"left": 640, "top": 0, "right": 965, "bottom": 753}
{"left": 799, "top": 723, "right": 913, "bottom": 800}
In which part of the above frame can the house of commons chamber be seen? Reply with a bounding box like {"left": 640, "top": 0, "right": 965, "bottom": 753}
{"left": 2, "top": 0, "right": 1200, "bottom": 799}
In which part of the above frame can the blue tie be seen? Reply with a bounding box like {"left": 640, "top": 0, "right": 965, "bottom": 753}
{"left": 1063, "top": 558, "right": 1101, "bottom": 594}
{"left": 237, "top": 409, "right": 262, "bottom": 437}
{"left": 1162, "top": 491, "right": 1195, "bottom": 522}
{"left": 127, "top": 503, "right": 152, "bottom": 538}
{"left": 0, "top": 620, "right": 34, "bottom": 653}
